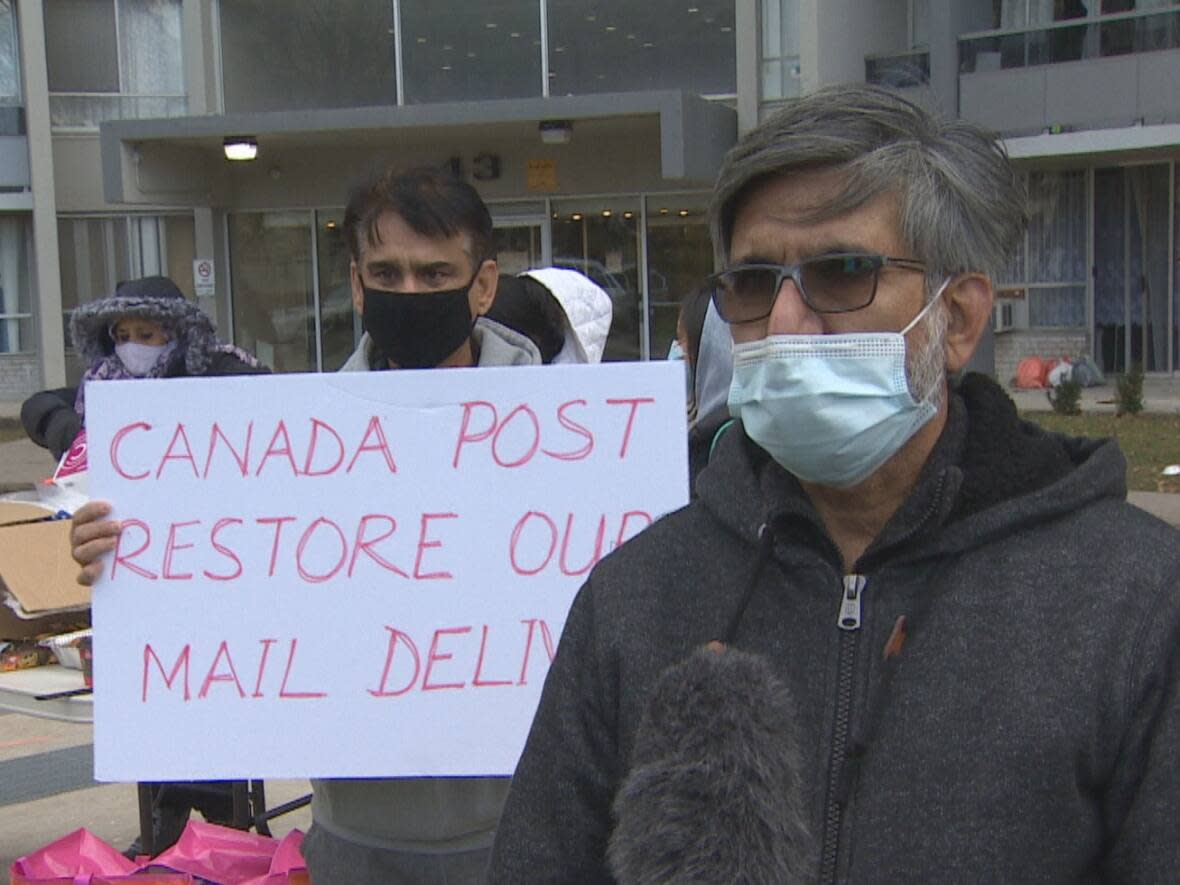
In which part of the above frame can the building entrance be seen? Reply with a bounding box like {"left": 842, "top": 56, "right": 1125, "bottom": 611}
{"left": 1093, "top": 164, "right": 1175, "bottom": 374}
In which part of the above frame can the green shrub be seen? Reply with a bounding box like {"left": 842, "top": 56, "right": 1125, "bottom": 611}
{"left": 1116, "top": 362, "right": 1145, "bottom": 416}
{"left": 1048, "top": 378, "right": 1082, "bottom": 415}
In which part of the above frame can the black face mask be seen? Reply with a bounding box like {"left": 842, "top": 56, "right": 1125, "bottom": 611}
{"left": 361, "top": 284, "right": 475, "bottom": 369}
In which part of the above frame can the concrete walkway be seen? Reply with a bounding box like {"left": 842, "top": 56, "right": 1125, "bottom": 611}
{"left": 0, "top": 706, "right": 313, "bottom": 872}
{"left": 0, "top": 435, "right": 56, "bottom": 494}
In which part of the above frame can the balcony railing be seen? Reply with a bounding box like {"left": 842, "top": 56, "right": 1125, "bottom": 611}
{"left": 960, "top": 7, "right": 1180, "bottom": 73}
{"left": 865, "top": 49, "right": 930, "bottom": 88}
{"left": 48, "top": 92, "right": 188, "bottom": 131}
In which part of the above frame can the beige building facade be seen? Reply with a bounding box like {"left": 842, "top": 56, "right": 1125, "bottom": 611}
{"left": 1, "top": 0, "right": 1179, "bottom": 403}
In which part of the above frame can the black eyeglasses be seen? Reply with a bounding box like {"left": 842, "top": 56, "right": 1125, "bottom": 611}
{"left": 705, "top": 253, "right": 927, "bottom": 323}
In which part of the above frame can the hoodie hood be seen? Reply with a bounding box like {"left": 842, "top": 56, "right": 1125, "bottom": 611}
{"left": 519, "top": 267, "right": 613, "bottom": 364}
{"left": 692, "top": 302, "right": 733, "bottom": 429}
{"left": 70, "top": 276, "right": 220, "bottom": 376}
{"left": 695, "top": 372, "right": 1126, "bottom": 567}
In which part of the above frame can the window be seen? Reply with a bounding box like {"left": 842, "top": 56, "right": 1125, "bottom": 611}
{"left": 220, "top": 0, "right": 396, "bottom": 112}
{"left": 401, "top": 0, "right": 540, "bottom": 104}
{"left": 315, "top": 210, "right": 359, "bottom": 373}
{"left": 547, "top": 0, "right": 735, "bottom": 97}
{"left": 0, "top": 214, "right": 31, "bottom": 354}
{"left": 760, "top": 0, "right": 800, "bottom": 101}
{"left": 0, "top": 0, "right": 20, "bottom": 106}
{"left": 45, "top": 0, "right": 185, "bottom": 129}
{"left": 57, "top": 214, "right": 196, "bottom": 362}
{"left": 551, "top": 197, "right": 641, "bottom": 360}
{"left": 964, "top": 0, "right": 1180, "bottom": 72}
{"left": 996, "top": 171, "right": 1087, "bottom": 329}
{"left": 644, "top": 194, "right": 712, "bottom": 360}
{"left": 229, "top": 211, "right": 316, "bottom": 374}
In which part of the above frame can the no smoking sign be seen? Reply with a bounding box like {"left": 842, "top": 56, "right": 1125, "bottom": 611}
{"left": 193, "top": 259, "right": 215, "bottom": 297}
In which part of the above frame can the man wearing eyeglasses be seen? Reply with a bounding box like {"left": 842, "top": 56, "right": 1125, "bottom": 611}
{"left": 487, "top": 84, "right": 1180, "bottom": 883}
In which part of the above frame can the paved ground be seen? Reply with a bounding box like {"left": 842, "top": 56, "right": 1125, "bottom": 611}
{"left": 0, "top": 705, "right": 313, "bottom": 870}
{"left": 1, "top": 377, "right": 1177, "bottom": 869}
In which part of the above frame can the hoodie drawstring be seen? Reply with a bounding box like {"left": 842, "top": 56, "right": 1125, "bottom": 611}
{"left": 722, "top": 522, "right": 775, "bottom": 644}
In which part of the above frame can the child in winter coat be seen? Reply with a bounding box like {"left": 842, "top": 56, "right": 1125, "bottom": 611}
{"left": 21, "top": 276, "right": 267, "bottom": 460}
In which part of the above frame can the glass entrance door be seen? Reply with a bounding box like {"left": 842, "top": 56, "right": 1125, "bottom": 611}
{"left": 1093, "top": 164, "right": 1173, "bottom": 374}
{"left": 492, "top": 222, "right": 546, "bottom": 275}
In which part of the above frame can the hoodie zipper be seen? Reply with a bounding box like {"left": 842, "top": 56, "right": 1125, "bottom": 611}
{"left": 820, "top": 574, "right": 866, "bottom": 883}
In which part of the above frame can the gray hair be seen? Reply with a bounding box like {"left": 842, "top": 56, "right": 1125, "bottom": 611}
{"left": 709, "top": 83, "right": 1028, "bottom": 295}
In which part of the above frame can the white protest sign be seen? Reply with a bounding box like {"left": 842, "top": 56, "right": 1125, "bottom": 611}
{"left": 85, "top": 364, "right": 688, "bottom": 781}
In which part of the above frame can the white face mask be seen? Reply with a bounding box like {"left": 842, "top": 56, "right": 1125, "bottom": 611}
{"left": 115, "top": 340, "right": 175, "bottom": 377}
{"left": 727, "top": 279, "right": 950, "bottom": 488}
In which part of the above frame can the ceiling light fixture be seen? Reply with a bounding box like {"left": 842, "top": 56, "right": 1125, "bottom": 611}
{"left": 539, "top": 119, "right": 573, "bottom": 145}
{"left": 223, "top": 136, "right": 257, "bottom": 161}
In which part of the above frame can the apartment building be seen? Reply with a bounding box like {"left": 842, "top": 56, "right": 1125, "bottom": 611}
{"left": 0, "top": 0, "right": 1177, "bottom": 405}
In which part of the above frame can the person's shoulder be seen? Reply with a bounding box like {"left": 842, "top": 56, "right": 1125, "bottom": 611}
{"left": 1080, "top": 497, "right": 1180, "bottom": 567}
{"left": 204, "top": 350, "right": 271, "bottom": 376}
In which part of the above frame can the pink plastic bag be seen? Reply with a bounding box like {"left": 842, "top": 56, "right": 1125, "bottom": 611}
{"left": 1014, "top": 356, "right": 1045, "bottom": 388}
{"left": 8, "top": 828, "right": 192, "bottom": 884}
{"left": 10, "top": 822, "right": 306, "bottom": 885}
{"left": 150, "top": 821, "right": 307, "bottom": 885}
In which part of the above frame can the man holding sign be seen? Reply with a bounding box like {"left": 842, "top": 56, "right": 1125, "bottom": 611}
{"left": 488, "top": 85, "right": 1180, "bottom": 881}
{"left": 71, "top": 167, "right": 637, "bottom": 884}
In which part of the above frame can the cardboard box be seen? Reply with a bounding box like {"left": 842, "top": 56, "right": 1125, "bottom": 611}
{"left": 0, "top": 501, "right": 90, "bottom": 640}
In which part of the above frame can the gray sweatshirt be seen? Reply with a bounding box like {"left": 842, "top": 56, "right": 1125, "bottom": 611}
{"left": 313, "top": 317, "right": 540, "bottom": 853}
{"left": 489, "top": 373, "right": 1180, "bottom": 882}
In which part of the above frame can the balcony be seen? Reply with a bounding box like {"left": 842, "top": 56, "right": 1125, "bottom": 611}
{"left": 49, "top": 93, "right": 188, "bottom": 132}
{"left": 959, "top": 8, "right": 1180, "bottom": 135}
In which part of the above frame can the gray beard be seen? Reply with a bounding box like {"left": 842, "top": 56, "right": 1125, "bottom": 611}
{"left": 906, "top": 299, "right": 949, "bottom": 409}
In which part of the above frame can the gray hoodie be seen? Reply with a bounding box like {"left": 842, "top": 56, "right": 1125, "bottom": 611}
{"left": 489, "top": 373, "right": 1180, "bottom": 882}
{"left": 312, "top": 315, "right": 541, "bottom": 854}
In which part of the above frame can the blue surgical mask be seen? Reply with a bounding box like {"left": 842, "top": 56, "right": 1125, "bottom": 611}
{"left": 727, "top": 281, "right": 949, "bottom": 488}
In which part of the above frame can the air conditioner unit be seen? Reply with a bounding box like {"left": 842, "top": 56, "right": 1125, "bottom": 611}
{"left": 994, "top": 301, "right": 1016, "bottom": 333}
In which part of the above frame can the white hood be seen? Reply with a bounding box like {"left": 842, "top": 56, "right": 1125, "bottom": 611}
{"left": 520, "top": 267, "right": 613, "bottom": 365}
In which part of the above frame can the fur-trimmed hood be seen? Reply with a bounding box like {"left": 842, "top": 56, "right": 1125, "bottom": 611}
{"left": 70, "top": 276, "right": 220, "bottom": 376}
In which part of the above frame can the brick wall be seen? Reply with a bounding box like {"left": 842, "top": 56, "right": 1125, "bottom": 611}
{"left": 0, "top": 354, "right": 42, "bottom": 404}
{"left": 994, "top": 330, "right": 1089, "bottom": 385}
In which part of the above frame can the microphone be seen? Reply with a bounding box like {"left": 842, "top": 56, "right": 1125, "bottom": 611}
{"left": 607, "top": 642, "right": 813, "bottom": 884}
